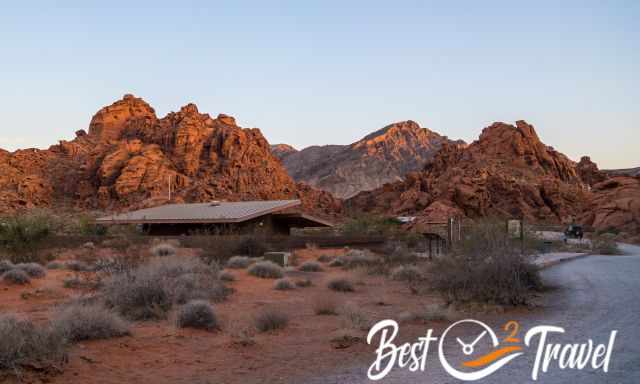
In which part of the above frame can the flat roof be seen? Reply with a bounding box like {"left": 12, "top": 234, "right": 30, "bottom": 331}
{"left": 96, "top": 200, "right": 302, "bottom": 224}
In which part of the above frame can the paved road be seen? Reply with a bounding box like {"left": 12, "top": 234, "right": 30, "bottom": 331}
{"left": 310, "top": 245, "right": 640, "bottom": 384}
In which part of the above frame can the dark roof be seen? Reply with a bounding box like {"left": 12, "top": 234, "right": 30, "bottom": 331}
{"left": 96, "top": 200, "right": 303, "bottom": 224}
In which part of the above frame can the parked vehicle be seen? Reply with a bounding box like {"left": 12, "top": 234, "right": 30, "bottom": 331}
{"left": 564, "top": 224, "right": 584, "bottom": 240}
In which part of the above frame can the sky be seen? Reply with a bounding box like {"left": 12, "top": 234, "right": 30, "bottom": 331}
{"left": 0, "top": 1, "right": 638, "bottom": 168}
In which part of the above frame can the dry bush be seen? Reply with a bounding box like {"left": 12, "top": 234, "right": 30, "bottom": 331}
{"left": 312, "top": 295, "right": 339, "bottom": 315}
{"left": 0, "top": 260, "right": 15, "bottom": 274}
{"left": 317, "top": 254, "right": 333, "bottom": 263}
{"left": 327, "top": 277, "right": 355, "bottom": 292}
{"left": 248, "top": 261, "right": 284, "bottom": 279}
{"left": 430, "top": 219, "right": 543, "bottom": 306}
{"left": 226, "top": 256, "right": 253, "bottom": 269}
{"left": 273, "top": 278, "right": 295, "bottom": 290}
{"left": 295, "top": 278, "right": 313, "bottom": 288}
{"left": 63, "top": 276, "right": 82, "bottom": 289}
{"left": 0, "top": 315, "right": 67, "bottom": 374}
{"left": 51, "top": 302, "right": 130, "bottom": 342}
{"left": 254, "top": 308, "right": 289, "bottom": 333}
{"left": 46, "top": 261, "right": 65, "bottom": 270}
{"left": 176, "top": 300, "right": 218, "bottom": 331}
{"left": 103, "top": 256, "right": 228, "bottom": 320}
{"left": 420, "top": 304, "right": 452, "bottom": 322}
{"left": 15, "top": 263, "right": 46, "bottom": 278}
{"left": 150, "top": 243, "right": 177, "bottom": 257}
{"left": 298, "top": 261, "right": 323, "bottom": 272}
{"left": 332, "top": 249, "right": 378, "bottom": 269}
{"left": 390, "top": 265, "right": 423, "bottom": 282}
{"left": 340, "top": 303, "right": 370, "bottom": 330}
{"left": 592, "top": 233, "right": 622, "bottom": 255}
{"left": 2, "top": 269, "right": 31, "bottom": 285}
{"left": 0, "top": 211, "right": 54, "bottom": 263}
{"left": 65, "top": 260, "right": 92, "bottom": 272}
{"left": 382, "top": 243, "right": 417, "bottom": 265}
{"left": 233, "top": 235, "right": 269, "bottom": 257}
{"left": 218, "top": 270, "right": 236, "bottom": 282}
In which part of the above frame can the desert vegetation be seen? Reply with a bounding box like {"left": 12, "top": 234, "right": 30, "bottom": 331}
{"left": 254, "top": 307, "right": 289, "bottom": 333}
{"left": 248, "top": 261, "right": 284, "bottom": 279}
{"left": 52, "top": 302, "right": 130, "bottom": 341}
{"left": 176, "top": 300, "right": 218, "bottom": 331}
{"left": 327, "top": 277, "right": 355, "bottom": 292}
{"left": 273, "top": 278, "right": 295, "bottom": 290}
{"left": 429, "top": 219, "right": 543, "bottom": 305}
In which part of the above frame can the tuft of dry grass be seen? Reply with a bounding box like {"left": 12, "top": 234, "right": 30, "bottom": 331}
{"left": 176, "top": 300, "right": 218, "bottom": 331}
{"left": 312, "top": 295, "right": 339, "bottom": 315}
{"left": 226, "top": 256, "right": 254, "bottom": 269}
{"left": 327, "top": 277, "right": 355, "bottom": 292}
{"left": 15, "top": 263, "right": 46, "bottom": 278}
{"left": 248, "top": 261, "right": 284, "bottom": 279}
{"left": 273, "top": 278, "right": 295, "bottom": 290}
{"left": 150, "top": 243, "right": 177, "bottom": 257}
{"left": 295, "top": 278, "right": 313, "bottom": 288}
{"left": 340, "top": 303, "right": 371, "bottom": 331}
{"left": 51, "top": 302, "right": 130, "bottom": 342}
{"left": 390, "top": 265, "right": 423, "bottom": 282}
{"left": 0, "top": 314, "right": 67, "bottom": 374}
{"left": 2, "top": 269, "right": 31, "bottom": 285}
{"left": 298, "top": 261, "right": 323, "bottom": 272}
{"left": 254, "top": 307, "right": 289, "bottom": 333}
{"left": 218, "top": 270, "right": 236, "bottom": 282}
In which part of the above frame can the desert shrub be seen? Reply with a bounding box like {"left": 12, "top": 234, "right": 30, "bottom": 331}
{"left": 150, "top": 243, "right": 177, "bottom": 257}
{"left": 63, "top": 276, "right": 82, "bottom": 289}
{"left": 592, "top": 233, "right": 622, "bottom": 255}
{"left": 335, "top": 249, "right": 378, "bottom": 269}
{"left": 0, "top": 259, "right": 15, "bottom": 274}
{"left": 226, "top": 256, "right": 253, "bottom": 269}
{"left": 312, "top": 295, "right": 339, "bottom": 315}
{"left": 248, "top": 261, "right": 284, "bottom": 279}
{"left": 342, "top": 215, "right": 402, "bottom": 236}
{"left": 0, "top": 315, "right": 67, "bottom": 373}
{"left": 46, "top": 260, "right": 65, "bottom": 270}
{"left": 103, "top": 256, "right": 227, "bottom": 320}
{"left": 233, "top": 235, "right": 269, "bottom": 257}
{"left": 218, "top": 270, "right": 236, "bottom": 282}
{"left": 382, "top": 243, "right": 417, "bottom": 265}
{"left": 76, "top": 215, "right": 107, "bottom": 236}
{"left": 273, "top": 278, "right": 295, "bottom": 290}
{"left": 51, "top": 302, "right": 130, "bottom": 342}
{"left": 430, "top": 219, "right": 543, "bottom": 305}
{"left": 0, "top": 212, "right": 54, "bottom": 263}
{"left": 176, "top": 300, "right": 218, "bottom": 331}
{"left": 340, "top": 303, "right": 370, "bottom": 330}
{"left": 317, "top": 254, "right": 332, "bottom": 263}
{"left": 298, "top": 261, "right": 323, "bottom": 272}
{"left": 295, "top": 278, "right": 313, "bottom": 287}
{"left": 327, "top": 277, "right": 355, "bottom": 292}
{"left": 254, "top": 308, "right": 289, "bottom": 333}
{"left": 15, "top": 263, "right": 46, "bottom": 278}
{"left": 2, "top": 269, "right": 31, "bottom": 285}
{"left": 65, "top": 260, "right": 92, "bottom": 272}
{"left": 390, "top": 265, "right": 423, "bottom": 282}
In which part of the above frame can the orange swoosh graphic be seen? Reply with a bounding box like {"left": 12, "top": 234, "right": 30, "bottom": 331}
{"left": 462, "top": 346, "right": 523, "bottom": 368}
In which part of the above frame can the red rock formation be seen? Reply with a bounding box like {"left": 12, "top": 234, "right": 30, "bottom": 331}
{"left": 349, "top": 121, "right": 589, "bottom": 224}
{"left": 0, "top": 95, "right": 341, "bottom": 219}
{"left": 581, "top": 176, "right": 640, "bottom": 238}
{"left": 576, "top": 156, "right": 607, "bottom": 186}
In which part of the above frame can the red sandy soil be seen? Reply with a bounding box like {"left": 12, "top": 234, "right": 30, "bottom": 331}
{"left": 0, "top": 247, "right": 443, "bottom": 384}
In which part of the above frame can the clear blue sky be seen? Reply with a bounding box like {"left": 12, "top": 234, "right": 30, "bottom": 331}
{"left": 0, "top": 1, "right": 637, "bottom": 168}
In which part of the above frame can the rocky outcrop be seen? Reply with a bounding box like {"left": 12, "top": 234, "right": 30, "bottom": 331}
{"left": 274, "top": 121, "right": 464, "bottom": 198}
{"left": 270, "top": 144, "right": 298, "bottom": 159}
{"left": 581, "top": 176, "right": 640, "bottom": 238}
{"left": 349, "top": 121, "right": 589, "bottom": 224}
{"left": 576, "top": 156, "right": 607, "bottom": 186}
{"left": 0, "top": 95, "right": 342, "bottom": 219}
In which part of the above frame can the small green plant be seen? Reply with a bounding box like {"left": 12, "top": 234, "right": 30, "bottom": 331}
{"left": 0, "top": 212, "right": 54, "bottom": 263}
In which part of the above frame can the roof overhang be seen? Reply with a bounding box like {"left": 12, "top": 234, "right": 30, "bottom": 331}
{"left": 272, "top": 212, "right": 335, "bottom": 227}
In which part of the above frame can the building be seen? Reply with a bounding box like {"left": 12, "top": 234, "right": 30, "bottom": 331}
{"left": 95, "top": 200, "right": 333, "bottom": 236}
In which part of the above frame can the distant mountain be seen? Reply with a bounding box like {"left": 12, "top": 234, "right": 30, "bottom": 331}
{"left": 604, "top": 167, "right": 640, "bottom": 177}
{"left": 272, "top": 121, "right": 465, "bottom": 198}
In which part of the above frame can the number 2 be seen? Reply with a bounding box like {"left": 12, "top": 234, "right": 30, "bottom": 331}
{"left": 503, "top": 321, "right": 520, "bottom": 343}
